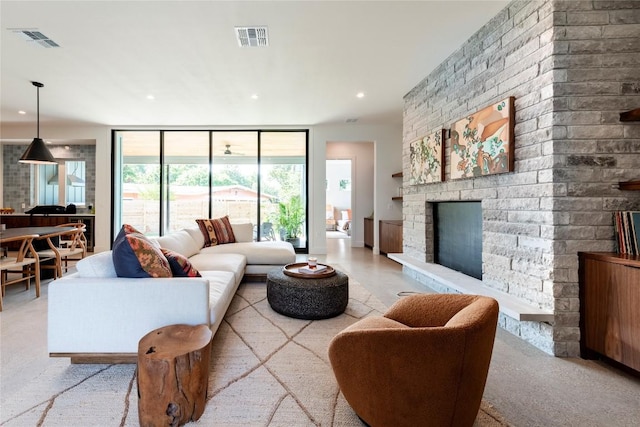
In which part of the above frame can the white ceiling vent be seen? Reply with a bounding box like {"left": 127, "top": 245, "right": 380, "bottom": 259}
{"left": 11, "top": 29, "right": 60, "bottom": 48}
{"left": 235, "top": 26, "right": 268, "bottom": 47}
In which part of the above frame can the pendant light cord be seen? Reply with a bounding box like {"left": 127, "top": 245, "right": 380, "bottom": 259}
{"left": 36, "top": 85, "right": 40, "bottom": 138}
{"left": 32, "top": 81, "right": 44, "bottom": 139}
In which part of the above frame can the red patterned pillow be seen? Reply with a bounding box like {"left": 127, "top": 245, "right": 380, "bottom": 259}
{"left": 112, "top": 226, "right": 172, "bottom": 278}
{"left": 160, "top": 248, "right": 201, "bottom": 277}
{"left": 196, "top": 216, "right": 236, "bottom": 247}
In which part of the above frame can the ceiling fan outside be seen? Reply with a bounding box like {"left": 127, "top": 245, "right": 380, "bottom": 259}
{"left": 223, "top": 144, "right": 246, "bottom": 156}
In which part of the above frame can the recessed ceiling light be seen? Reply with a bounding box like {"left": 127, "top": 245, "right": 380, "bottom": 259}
{"left": 146, "top": 94, "right": 155, "bottom": 100}
{"left": 18, "top": 110, "right": 26, "bottom": 115}
{"left": 251, "top": 94, "right": 259, "bottom": 100}
{"left": 356, "top": 92, "right": 365, "bottom": 98}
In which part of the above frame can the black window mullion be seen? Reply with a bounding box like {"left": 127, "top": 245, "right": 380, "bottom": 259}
{"left": 159, "top": 131, "right": 165, "bottom": 235}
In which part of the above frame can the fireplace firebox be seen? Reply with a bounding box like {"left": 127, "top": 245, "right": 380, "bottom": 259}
{"left": 434, "top": 201, "right": 482, "bottom": 280}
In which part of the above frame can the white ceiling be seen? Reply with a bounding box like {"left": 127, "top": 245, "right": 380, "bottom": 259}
{"left": 0, "top": 1, "right": 508, "bottom": 128}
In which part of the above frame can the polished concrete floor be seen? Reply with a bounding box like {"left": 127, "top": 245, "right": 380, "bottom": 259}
{"left": 313, "top": 237, "right": 640, "bottom": 427}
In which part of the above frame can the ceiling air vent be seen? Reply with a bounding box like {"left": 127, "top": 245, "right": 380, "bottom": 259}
{"left": 12, "top": 29, "right": 60, "bottom": 48}
{"left": 345, "top": 118, "right": 358, "bottom": 123}
{"left": 235, "top": 26, "right": 268, "bottom": 47}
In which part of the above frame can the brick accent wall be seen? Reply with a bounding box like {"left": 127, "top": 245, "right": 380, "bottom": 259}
{"left": 402, "top": 0, "right": 640, "bottom": 356}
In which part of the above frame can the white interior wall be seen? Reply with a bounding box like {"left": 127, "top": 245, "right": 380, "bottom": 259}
{"left": 325, "top": 159, "right": 352, "bottom": 213}
{"left": 311, "top": 123, "right": 402, "bottom": 255}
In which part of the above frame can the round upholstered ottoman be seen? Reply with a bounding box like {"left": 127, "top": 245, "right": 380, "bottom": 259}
{"left": 266, "top": 268, "right": 349, "bottom": 320}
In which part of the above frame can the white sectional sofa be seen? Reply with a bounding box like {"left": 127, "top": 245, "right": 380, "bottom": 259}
{"left": 48, "top": 222, "right": 295, "bottom": 363}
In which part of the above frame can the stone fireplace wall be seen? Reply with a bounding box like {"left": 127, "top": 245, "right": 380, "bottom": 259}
{"left": 402, "top": 0, "right": 640, "bottom": 356}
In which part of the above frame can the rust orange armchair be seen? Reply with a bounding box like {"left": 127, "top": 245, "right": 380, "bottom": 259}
{"left": 328, "top": 294, "right": 499, "bottom": 427}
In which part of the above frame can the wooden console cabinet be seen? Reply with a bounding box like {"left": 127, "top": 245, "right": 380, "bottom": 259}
{"left": 364, "top": 217, "right": 373, "bottom": 249}
{"left": 379, "top": 220, "right": 402, "bottom": 254}
{"left": 579, "top": 252, "right": 640, "bottom": 373}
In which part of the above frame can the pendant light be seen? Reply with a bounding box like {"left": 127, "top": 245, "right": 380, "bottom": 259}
{"left": 19, "top": 81, "right": 56, "bottom": 164}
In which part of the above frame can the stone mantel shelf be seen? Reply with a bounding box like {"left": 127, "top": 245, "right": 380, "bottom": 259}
{"left": 387, "top": 253, "right": 554, "bottom": 323}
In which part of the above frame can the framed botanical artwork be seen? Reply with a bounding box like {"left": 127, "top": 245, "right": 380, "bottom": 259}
{"left": 450, "top": 96, "right": 515, "bottom": 180}
{"left": 409, "top": 129, "right": 445, "bottom": 185}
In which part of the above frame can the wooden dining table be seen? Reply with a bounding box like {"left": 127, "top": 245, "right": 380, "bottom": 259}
{"left": 0, "top": 226, "right": 76, "bottom": 311}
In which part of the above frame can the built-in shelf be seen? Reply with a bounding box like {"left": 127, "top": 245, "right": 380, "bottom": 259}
{"left": 619, "top": 180, "right": 640, "bottom": 191}
{"left": 392, "top": 173, "right": 403, "bottom": 201}
{"left": 620, "top": 108, "right": 640, "bottom": 122}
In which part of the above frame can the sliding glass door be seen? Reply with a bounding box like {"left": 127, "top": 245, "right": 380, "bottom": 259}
{"left": 113, "top": 129, "right": 308, "bottom": 252}
{"left": 116, "top": 131, "right": 161, "bottom": 235}
{"left": 163, "top": 132, "right": 210, "bottom": 232}
{"left": 211, "top": 131, "right": 259, "bottom": 222}
{"left": 259, "top": 131, "right": 307, "bottom": 247}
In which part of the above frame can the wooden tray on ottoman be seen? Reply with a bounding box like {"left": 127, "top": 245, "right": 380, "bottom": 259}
{"left": 283, "top": 262, "right": 336, "bottom": 278}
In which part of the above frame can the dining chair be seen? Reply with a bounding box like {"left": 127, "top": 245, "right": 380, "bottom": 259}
{"left": 38, "top": 225, "right": 87, "bottom": 279}
{"left": 0, "top": 234, "right": 41, "bottom": 311}
{"left": 55, "top": 223, "right": 88, "bottom": 272}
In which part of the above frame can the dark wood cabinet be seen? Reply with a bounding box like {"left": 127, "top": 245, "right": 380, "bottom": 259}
{"left": 579, "top": 252, "right": 640, "bottom": 373}
{"left": 379, "top": 220, "right": 402, "bottom": 254}
{"left": 1, "top": 214, "right": 95, "bottom": 251}
{"left": 364, "top": 217, "right": 374, "bottom": 249}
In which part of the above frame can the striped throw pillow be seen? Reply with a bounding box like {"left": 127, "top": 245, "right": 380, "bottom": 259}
{"left": 196, "top": 216, "right": 236, "bottom": 247}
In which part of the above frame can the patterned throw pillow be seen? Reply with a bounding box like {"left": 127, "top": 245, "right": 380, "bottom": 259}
{"left": 196, "top": 216, "right": 236, "bottom": 247}
{"left": 160, "top": 248, "right": 201, "bottom": 277}
{"left": 112, "top": 225, "right": 172, "bottom": 278}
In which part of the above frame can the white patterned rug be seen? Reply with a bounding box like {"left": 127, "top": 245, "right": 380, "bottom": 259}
{"left": 1, "top": 277, "right": 507, "bottom": 426}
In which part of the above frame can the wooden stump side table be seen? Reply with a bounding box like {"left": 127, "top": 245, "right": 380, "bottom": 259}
{"left": 137, "top": 324, "right": 212, "bottom": 427}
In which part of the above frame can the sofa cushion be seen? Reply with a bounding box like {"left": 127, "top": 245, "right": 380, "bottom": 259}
{"left": 196, "top": 215, "right": 236, "bottom": 247}
{"left": 161, "top": 248, "right": 201, "bottom": 277}
{"left": 231, "top": 222, "right": 254, "bottom": 243}
{"left": 153, "top": 229, "right": 201, "bottom": 258}
{"left": 76, "top": 251, "right": 117, "bottom": 278}
{"left": 185, "top": 227, "right": 205, "bottom": 249}
{"left": 112, "top": 225, "right": 172, "bottom": 278}
{"left": 189, "top": 253, "right": 246, "bottom": 285}
{"left": 199, "top": 271, "right": 239, "bottom": 332}
{"left": 198, "top": 241, "right": 295, "bottom": 265}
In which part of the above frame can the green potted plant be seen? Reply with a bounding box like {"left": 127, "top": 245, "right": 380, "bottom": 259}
{"left": 277, "top": 195, "right": 304, "bottom": 245}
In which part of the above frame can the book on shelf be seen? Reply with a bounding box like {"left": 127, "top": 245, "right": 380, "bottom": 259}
{"left": 614, "top": 211, "right": 640, "bottom": 255}
{"left": 298, "top": 264, "right": 327, "bottom": 274}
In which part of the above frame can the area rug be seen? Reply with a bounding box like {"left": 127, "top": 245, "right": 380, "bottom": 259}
{"left": 0, "top": 276, "right": 508, "bottom": 426}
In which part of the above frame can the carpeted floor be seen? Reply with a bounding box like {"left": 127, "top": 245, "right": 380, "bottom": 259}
{"left": 0, "top": 275, "right": 508, "bottom": 426}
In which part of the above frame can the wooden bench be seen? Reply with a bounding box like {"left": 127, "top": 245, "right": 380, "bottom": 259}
{"left": 387, "top": 253, "right": 554, "bottom": 322}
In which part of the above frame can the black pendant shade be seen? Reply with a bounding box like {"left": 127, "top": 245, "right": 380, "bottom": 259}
{"left": 19, "top": 81, "right": 56, "bottom": 164}
{"left": 19, "top": 137, "right": 56, "bottom": 164}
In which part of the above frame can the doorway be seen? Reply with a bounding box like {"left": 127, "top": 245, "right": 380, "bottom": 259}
{"left": 325, "top": 159, "right": 352, "bottom": 240}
